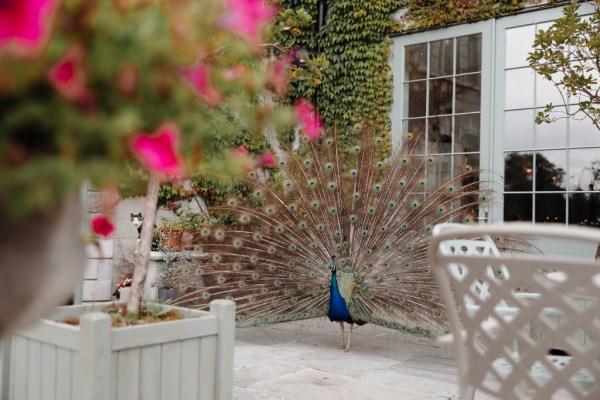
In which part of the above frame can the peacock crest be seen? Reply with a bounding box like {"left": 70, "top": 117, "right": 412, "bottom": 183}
{"left": 170, "top": 124, "right": 489, "bottom": 338}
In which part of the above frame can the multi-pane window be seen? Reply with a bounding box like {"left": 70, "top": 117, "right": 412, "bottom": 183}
{"left": 503, "top": 23, "right": 600, "bottom": 228}
{"left": 402, "top": 34, "right": 482, "bottom": 184}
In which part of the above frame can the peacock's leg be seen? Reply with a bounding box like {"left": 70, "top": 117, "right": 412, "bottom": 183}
{"left": 345, "top": 323, "right": 354, "bottom": 352}
{"left": 338, "top": 321, "right": 345, "bottom": 349}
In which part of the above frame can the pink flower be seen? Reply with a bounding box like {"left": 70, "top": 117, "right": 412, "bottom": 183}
{"left": 234, "top": 146, "right": 249, "bottom": 157}
{"left": 268, "top": 55, "right": 291, "bottom": 96}
{"left": 220, "top": 0, "right": 277, "bottom": 49}
{"left": 295, "top": 99, "right": 323, "bottom": 141}
{"left": 130, "top": 123, "right": 185, "bottom": 180}
{"left": 258, "top": 151, "right": 275, "bottom": 167}
{"left": 48, "top": 43, "right": 93, "bottom": 104}
{"left": 180, "top": 63, "right": 223, "bottom": 106}
{"left": 92, "top": 215, "right": 115, "bottom": 238}
{"left": 0, "top": 0, "right": 60, "bottom": 56}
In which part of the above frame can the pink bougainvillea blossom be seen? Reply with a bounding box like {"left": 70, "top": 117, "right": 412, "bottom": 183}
{"left": 0, "top": 0, "right": 60, "bottom": 56}
{"left": 258, "top": 151, "right": 275, "bottom": 167}
{"left": 130, "top": 123, "right": 185, "bottom": 180}
{"left": 223, "top": 64, "right": 248, "bottom": 81}
{"left": 295, "top": 99, "right": 323, "bottom": 141}
{"left": 267, "top": 55, "right": 291, "bottom": 96}
{"left": 48, "top": 43, "right": 93, "bottom": 104}
{"left": 92, "top": 215, "right": 115, "bottom": 238}
{"left": 234, "top": 146, "right": 249, "bottom": 157}
{"left": 180, "top": 63, "right": 223, "bottom": 106}
{"left": 220, "top": 0, "right": 277, "bottom": 49}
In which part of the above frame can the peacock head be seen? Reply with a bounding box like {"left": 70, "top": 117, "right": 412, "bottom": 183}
{"left": 329, "top": 255, "right": 337, "bottom": 272}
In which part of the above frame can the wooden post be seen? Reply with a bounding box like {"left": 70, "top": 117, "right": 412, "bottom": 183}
{"left": 210, "top": 300, "right": 235, "bottom": 400}
{"left": 80, "top": 312, "right": 112, "bottom": 400}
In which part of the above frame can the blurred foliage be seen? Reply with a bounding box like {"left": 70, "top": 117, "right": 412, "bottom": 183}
{"left": 0, "top": 0, "right": 294, "bottom": 218}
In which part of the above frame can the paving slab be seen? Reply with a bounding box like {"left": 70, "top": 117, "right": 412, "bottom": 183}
{"left": 234, "top": 318, "right": 463, "bottom": 400}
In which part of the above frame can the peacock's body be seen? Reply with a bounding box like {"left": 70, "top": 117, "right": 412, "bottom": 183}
{"left": 171, "top": 125, "right": 488, "bottom": 348}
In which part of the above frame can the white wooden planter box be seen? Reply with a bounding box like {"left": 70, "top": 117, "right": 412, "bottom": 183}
{"left": 0, "top": 300, "right": 234, "bottom": 400}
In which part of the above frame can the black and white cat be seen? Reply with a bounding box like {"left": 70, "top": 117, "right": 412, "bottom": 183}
{"left": 130, "top": 213, "right": 159, "bottom": 251}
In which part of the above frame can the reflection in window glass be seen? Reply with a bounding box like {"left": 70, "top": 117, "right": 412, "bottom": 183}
{"left": 505, "top": 68, "right": 534, "bottom": 110}
{"left": 455, "top": 114, "right": 480, "bottom": 152}
{"left": 535, "top": 150, "right": 566, "bottom": 191}
{"left": 457, "top": 35, "right": 481, "bottom": 74}
{"left": 569, "top": 149, "right": 600, "bottom": 191}
{"left": 428, "top": 116, "right": 452, "bottom": 153}
{"left": 504, "top": 194, "right": 533, "bottom": 221}
{"left": 535, "top": 193, "right": 566, "bottom": 223}
{"left": 535, "top": 110, "right": 566, "bottom": 148}
{"left": 505, "top": 110, "right": 534, "bottom": 150}
{"left": 505, "top": 25, "right": 536, "bottom": 69}
{"left": 430, "top": 39, "right": 453, "bottom": 77}
{"left": 570, "top": 116, "right": 600, "bottom": 147}
{"left": 402, "top": 119, "right": 426, "bottom": 153}
{"left": 404, "top": 81, "right": 426, "bottom": 117}
{"left": 536, "top": 73, "right": 565, "bottom": 107}
{"left": 429, "top": 155, "right": 452, "bottom": 187}
{"left": 455, "top": 74, "right": 481, "bottom": 113}
{"left": 405, "top": 43, "right": 427, "bottom": 81}
{"left": 569, "top": 193, "right": 600, "bottom": 227}
{"left": 429, "top": 78, "right": 453, "bottom": 116}
{"left": 505, "top": 152, "right": 533, "bottom": 191}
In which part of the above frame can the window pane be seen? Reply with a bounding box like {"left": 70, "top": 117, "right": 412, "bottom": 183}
{"left": 455, "top": 114, "right": 480, "bottom": 152}
{"left": 402, "top": 119, "right": 426, "bottom": 154}
{"left": 569, "top": 193, "right": 600, "bottom": 227}
{"left": 535, "top": 193, "right": 566, "bottom": 224}
{"left": 505, "top": 25, "right": 536, "bottom": 69}
{"left": 505, "top": 110, "right": 534, "bottom": 150}
{"left": 504, "top": 194, "right": 532, "bottom": 221}
{"left": 536, "top": 73, "right": 565, "bottom": 107}
{"left": 569, "top": 149, "right": 600, "bottom": 191}
{"left": 456, "top": 34, "right": 481, "bottom": 74}
{"left": 570, "top": 116, "right": 600, "bottom": 147}
{"left": 535, "top": 109, "right": 566, "bottom": 148}
{"left": 429, "top": 155, "right": 452, "bottom": 187}
{"left": 505, "top": 152, "right": 533, "bottom": 191}
{"left": 535, "top": 150, "right": 566, "bottom": 191}
{"left": 403, "top": 81, "right": 426, "bottom": 117}
{"left": 455, "top": 73, "right": 481, "bottom": 113}
{"left": 428, "top": 116, "right": 452, "bottom": 153}
{"left": 430, "top": 39, "right": 453, "bottom": 78}
{"left": 405, "top": 43, "right": 427, "bottom": 81}
{"left": 429, "top": 77, "right": 453, "bottom": 116}
{"left": 505, "top": 68, "right": 534, "bottom": 110}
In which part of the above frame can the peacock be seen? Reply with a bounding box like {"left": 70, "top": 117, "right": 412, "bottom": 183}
{"left": 170, "top": 124, "right": 489, "bottom": 350}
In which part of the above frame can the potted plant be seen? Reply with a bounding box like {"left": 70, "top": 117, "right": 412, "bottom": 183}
{"left": 0, "top": 0, "right": 305, "bottom": 398}
{"left": 155, "top": 218, "right": 185, "bottom": 251}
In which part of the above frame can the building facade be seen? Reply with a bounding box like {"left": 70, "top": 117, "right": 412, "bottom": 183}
{"left": 390, "top": 3, "right": 600, "bottom": 228}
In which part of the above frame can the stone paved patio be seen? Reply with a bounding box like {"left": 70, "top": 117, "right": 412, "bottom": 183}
{"left": 233, "top": 318, "right": 465, "bottom": 400}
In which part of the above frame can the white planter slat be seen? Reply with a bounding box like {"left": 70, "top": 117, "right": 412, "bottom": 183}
{"left": 160, "top": 341, "right": 181, "bottom": 399}
{"left": 40, "top": 344, "right": 56, "bottom": 400}
{"left": 26, "top": 340, "right": 41, "bottom": 400}
{"left": 0, "top": 300, "right": 235, "bottom": 400}
{"left": 139, "top": 345, "right": 160, "bottom": 400}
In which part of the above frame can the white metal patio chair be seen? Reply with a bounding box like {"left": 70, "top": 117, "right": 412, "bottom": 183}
{"left": 428, "top": 223, "right": 600, "bottom": 399}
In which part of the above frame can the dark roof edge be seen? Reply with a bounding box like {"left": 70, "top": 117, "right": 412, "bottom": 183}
{"left": 389, "top": 0, "right": 580, "bottom": 38}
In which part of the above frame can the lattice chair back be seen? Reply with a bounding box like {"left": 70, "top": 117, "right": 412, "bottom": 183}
{"left": 429, "top": 223, "right": 600, "bottom": 400}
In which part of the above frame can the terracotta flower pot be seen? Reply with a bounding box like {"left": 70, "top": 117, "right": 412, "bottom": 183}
{"left": 0, "top": 197, "right": 86, "bottom": 337}
{"left": 160, "top": 227, "right": 183, "bottom": 251}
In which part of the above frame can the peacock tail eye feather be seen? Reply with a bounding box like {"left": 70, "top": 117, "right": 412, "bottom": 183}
{"left": 261, "top": 288, "right": 269, "bottom": 294}
{"left": 398, "top": 179, "right": 407, "bottom": 188}
{"left": 350, "top": 169, "right": 358, "bottom": 177}
{"left": 379, "top": 225, "right": 387, "bottom": 233}
{"left": 367, "top": 207, "right": 375, "bottom": 215}
{"left": 275, "top": 225, "right": 285, "bottom": 234}
{"left": 375, "top": 137, "right": 383, "bottom": 145}
{"left": 426, "top": 156, "right": 434, "bottom": 164}
{"left": 437, "top": 206, "right": 446, "bottom": 214}
{"left": 240, "top": 214, "right": 251, "bottom": 224}
{"left": 400, "top": 222, "right": 410, "bottom": 230}
{"left": 279, "top": 161, "right": 286, "bottom": 167}
{"left": 373, "top": 184, "right": 382, "bottom": 192}
{"left": 463, "top": 215, "right": 473, "bottom": 224}
{"left": 328, "top": 182, "right": 336, "bottom": 190}
{"left": 404, "top": 132, "right": 414, "bottom": 140}
{"left": 250, "top": 255, "right": 259, "bottom": 264}
{"left": 251, "top": 273, "right": 260, "bottom": 280}
{"left": 284, "top": 181, "right": 293, "bottom": 190}
{"left": 463, "top": 164, "right": 473, "bottom": 173}
{"left": 238, "top": 281, "right": 246, "bottom": 288}
{"left": 404, "top": 262, "right": 412, "bottom": 269}
{"left": 233, "top": 239, "right": 242, "bottom": 248}
{"left": 364, "top": 249, "right": 373, "bottom": 256}
{"left": 353, "top": 146, "right": 361, "bottom": 154}
{"left": 196, "top": 268, "right": 204, "bottom": 275}
{"left": 253, "top": 232, "right": 262, "bottom": 241}
{"left": 424, "top": 224, "right": 432, "bottom": 233}
{"left": 264, "top": 205, "right": 276, "bottom": 215}
{"left": 316, "top": 224, "right": 325, "bottom": 232}
{"left": 334, "top": 230, "right": 342, "bottom": 238}
{"left": 248, "top": 170, "right": 257, "bottom": 179}
{"left": 325, "top": 163, "right": 334, "bottom": 171}
{"left": 310, "top": 242, "right": 318, "bottom": 249}
{"left": 201, "top": 227, "right": 211, "bottom": 236}
{"left": 254, "top": 189, "right": 263, "bottom": 197}
{"left": 387, "top": 201, "right": 395, "bottom": 209}
{"left": 400, "top": 157, "right": 410, "bottom": 165}
{"left": 376, "top": 162, "right": 384, "bottom": 169}
{"left": 353, "top": 123, "right": 362, "bottom": 132}
{"left": 353, "top": 193, "right": 360, "bottom": 201}
{"left": 288, "top": 244, "right": 297, "bottom": 251}
{"left": 383, "top": 262, "right": 390, "bottom": 269}
{"left": 410, "top": 200, "right": 420, "bottom": 209}
{"left": 217, "top": 276, "right": 226, "bottom": 284}
{"left": 325, "top": 138, "right": 334, "bottom": 146}
{"left": 287, "top": 261, "right": 295, "bottom": 267}
{"left": 227, "top": 198, "right": 237, "bottom": 206}
{"left": 268, "top": 246, "right": 277, "bottom": 254}
{"left": 360, "top": 230, "right": 369, "bottom": 238}
{"left": 298, "top": 221, "right": 308, "bottom": 229}
{"left": 311, "top": 200, "right": 319, "bottom": 209}
{"left": 215, "top": 230, "right": 225, "bottom": 240}
{"left": 304, "top": 159, "right": 312, "bottom": 168}
{"left": 232, "top": 264, "right": 241, "bottom": 272}
{"left": 417, "top": 180, "right": 426, "bottom": 188}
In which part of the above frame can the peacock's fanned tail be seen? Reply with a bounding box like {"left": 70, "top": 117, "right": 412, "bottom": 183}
{"left": 169, "top": 126, "right": 491, "bottom": 337}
